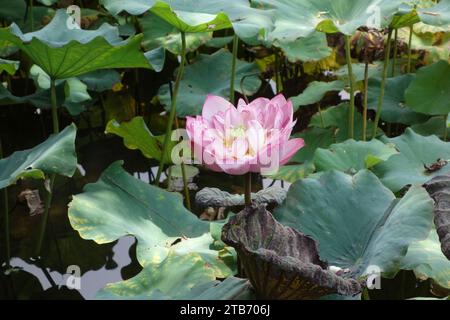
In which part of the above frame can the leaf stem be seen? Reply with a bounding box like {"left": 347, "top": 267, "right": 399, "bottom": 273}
{"left": 29, "top": 0, "right": 34, "bottom": 32}
{"left": 363, "top": 60, "right": 369, "bottom": 141}
{"left": 229, "top": 34, "right": 239, "bottom": 103}
{"left": 372, "top": 29, "right": 393, "bottom": 140}
{"left": 155, "top": 31, "right": 187, "bottom": 186}
{"left": 391, "top": 29, "right": 398, "bottom": 77}
{"left": 407, "top": 25, "right": 414, "bottom": 73}
{"left": 0, "top": 138, "right": 10, "bottom": 266}
{"left": 35, "top": 78, "right": 59, "bottom": 256}
{"left": 344, "top": 35, "right": 355, "bottom": 140}
{"left": 244, "top": 172, "right": 252, "bottom": 207}
{"left": 174, "top": 117, "right": 192, "bottom": 211}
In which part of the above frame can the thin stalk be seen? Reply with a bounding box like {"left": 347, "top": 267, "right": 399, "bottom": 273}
{"left": 244, "top": 172, "right": 252, "bottom": 207}
{"left": 362, "top": 60, "right": 369, "bottom": 141}
{"left": 174, "top": 117, "right": 192, "bottom": 211}
{"left": 317, "top": 104, "right": 325, "bottom": 128}
{"left": 391, "top": 29, "right": 398, "bottom": 77}
{"left": 372, "top": 29, "right": 393, "bottom": 140}
{"left": 444, "top": 115, "right": 448, "bottom": 141}
{"left": 35, "top": 78, "right": 59, "bottom": 256}
{"left": 344, "top": 35, "right": 355, "bottom": 140}
{"left": 229, "top": 34, "right": 239, "bottom": 102}
{"left": 0, "top": 139, "right": 10, "bottom": 266}
{"left": 155, "top": 32, "right": 187, "bottom": 186}
{"left": 274, "top": 50, "right": 282, "bottom": 94}
{"left": 407, "top": 25, "right": 414, "bottom": 73}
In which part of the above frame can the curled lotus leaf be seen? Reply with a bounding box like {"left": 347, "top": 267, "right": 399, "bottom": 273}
{"left": 195, "top": 186, "right": 287, "bottom": 208}
{"left": 221, "top": 205, "right": 362, "bottom": 300}
{"left": 424, "top": 174, "right": 450, "bottom": 260}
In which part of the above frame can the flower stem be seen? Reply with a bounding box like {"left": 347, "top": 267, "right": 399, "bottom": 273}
{"left": 0, "top": 138, "right": 10, "bottom": 266}
{"left": 344, "top": 35, "right": 355, "bottom": 140}
{"left": 372, "top": 29, "right": 393, "bottom": 140}
{"left": 391, "top": 29, "right": 398, "bottom": 77}
{"left": 29, "top": 0, "right": 34, "bottom": 31}
{"left": 244, "top": 172, "right": 252, "bottom": 207}
{"left": 155, "top": 32, "right": 187, "bottom": 186}
{"left": 229, "top": 34, "right": 239, "bottom": 103}
{"left": 174, "top": 117, "right": 192, "bottom": 211}
{"left": 35, "top": 78, "right": 59, "bottom": 256}
{"left": 362, "top": 60, "right": 369, "bottom": 141}
{"left": 407, "top": 25, "right": 414, "bottom": 73}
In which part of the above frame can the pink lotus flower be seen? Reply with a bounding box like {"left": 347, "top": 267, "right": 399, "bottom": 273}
{"left": 186, "top": 94, "right": 305, "bottom": 175}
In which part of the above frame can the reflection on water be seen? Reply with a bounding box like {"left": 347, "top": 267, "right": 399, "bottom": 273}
{"left": 7, "top": 236, "right": 135, "bottom": 300}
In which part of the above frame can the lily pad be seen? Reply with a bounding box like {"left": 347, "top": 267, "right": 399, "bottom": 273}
{"left": 0, "top": 58, "right": 19, "bottom": 75}
{"left": 222, "top": 205, "right": 362, "bottom": 299}
{"left": 275, "top": 31, "right": 332, "bottom": 63}
{"left": 313, "top": 139, "right": 398, "bottom": 173}
{"left": 291, "top": 80, "right": 344, "bottom": 111}
{"left": 68, "top": 161, "right": 234, "bottom": 278}
{"left": 265, "top": 163, "right": 316, "bottom": 183}
{"left": 275, "top": 170, "right": 434, "bottom": 278}
{"left": 0, "top": 10, "right": 152, "bottom": 79}
{"left": 291, "top": 127, "right": 336, "bottom": 163}
{"left": 401, "top": 230, "right": 450, "bottom": 290}
{"left": 158, "top": 49, "right": 261, "bottom": 116}
{"left": 418, "top": 0, "right": 450, "bottom": 27}
{"left": 372, "top": 128, "right": 450, "bottom": 192}
{"left": 368, "top": 74, "right": 429, "bottom": 125}
{"left": 0, "top": 124, "right": 77, "bottom": 189}
{"left": 405, "top": 60, "right": 450, "bottom": 116}
{"left": 411, "top": 117, "right": 446, "bottom": 139}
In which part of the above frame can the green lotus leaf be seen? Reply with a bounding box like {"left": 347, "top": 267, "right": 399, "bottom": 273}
{"left": 265, "top": 163, "right": 316, "bottom": 183}
{"left": 405, "top": 60, "right": 450, "bottom": 116}
{"left": 0, "top": 0, "right": 26, "bottom": 23}
{"left": 335, "top": 62, "right": 383, "bottom": 83}
{"left": 100, "top": 0, "right": 156, "bottom": 16}
{"left": 0, "top": 81, "right": 59, "bottom": 109}
{"left": 0, "top": 10, "right": 152, "bottom": 79}
{"left": 309, "top": 104, "right": 380, "bottom": 142}
{"left": 37, "top": 0, "right": 58, "bottom": 5}
{"left": 275, "top": 31, "right": 332, "bottom": 64}
{"left": 140, "top": 13, "right": 212, "bottom": 55}
{"left": 401, "top": 229, "right": 450, "bottom": 290}
{"left": 291, "top": 126, "right": 335, "bottom": 164}
{"left": 368, "top": 74, "right": 429, "bottom": 125}
{"left": 105, "top": 117, "right": 176, "bottom": 164}
{"left": 0, "top": 124, "right": 77, "bottom": 189}
{"left": 158, "top": 49, "right": 261, "bottom": 116}
{"left": 77, "top": 69, "right": 122, "bottom": 93}
{"left": 252, "top": 0, "right": 404, "bottom": 41}
{"left": 68, "top": 161, "right": 234, "bottom": 278}
{"left": 291, "top": 80, "right": 344, "bottom": 111}
{"left": 275, "top": 170, "right": 434, "bottom": 278}
{"left": 418, "top": 0, "right": 450, "bottom": 27}
{"left": 373, "top": 129, "right": 450, "bottom": 192}
{"left": 0, "top": 58, "right": 19, "bottom": 75}
{"left": 314, "top": 139, "right": 398, "bottom": 173}
{"left": 205, "top": 36, "right": 234, "bottom": 48}
{"left": 411, "top": 116, "right": 447, "bottom": 139}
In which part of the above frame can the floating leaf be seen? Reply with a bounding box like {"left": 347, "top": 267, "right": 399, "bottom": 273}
{"left": 276, "top": 31, "right": 332, "bottom": 63}
{"left": 418, "top": 0, "right": 450, "bottom": 27}
{"left": 368, "top": 74, "right": 429, "bottom": 125}
{"left": 0, "top": 124, "right": 77, "bottom": 189}
{"left": 313, "top": 139, "right": 398, "bottom": 173}
{"left": 158, "top": 49, "right": 261, "bottom": 116}
{"left": 405, "top": 60, "right": 450, "bottom": 116}
{"left": 291, "top": 80, "right": 344, "bottom": 111}
{"left": 265, "top": 163, "right": 316, "bottom": 183}
{"left": 0, "top": 10, "right": 152, "bottom": 79}
{"left": 275, "top": 170, "right": 434, "bottom": 278}
{"left": 373, "top": 129, "right": 450, "bottom": 192}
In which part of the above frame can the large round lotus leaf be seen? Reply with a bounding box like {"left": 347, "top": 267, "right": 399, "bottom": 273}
{"left": 274, "top": 170, "right": 434, "bottom": 278}
{"left": 0, "top": 0, "right": 26, "bottom": 23}
{"left": 401, "top": 230, "right": 450, "bottom": 290}
{"left": 368, "top": 74, "right": 429, "bottom": 125}
{"left": 411, "top": 117, "right": 447, "bottom": 139}
{"left": 158, "top": 49, "right": 261, "bottom": 116}
{"left": 275, "top": 31, "right": 332, "bottom": 63}
{"left": 0, "top": 81, "right": 62, "bottom": 109}
{"left": 418, "top": 0, "right": 450, "bottom": 27}
{"left": 373, "top": 128, "right": 450, "bottom": 192}
{"left": 291, "top": 80, "right": 344, "bottom": 111}
{"left": 105, "top": 117, "right": 176, "bottom": 164}
{"left": 140, "top": 13, "right": 211, "bottom": 55}
{"left": 100, "top": 0, "right": 157, "bottom": 15}
{"left": 0, "top": 124, "right": 77, "bottom": 189}
{"left": 313, "top": 139, "right": 398, "bottom": 173}
{"left": 251, "top": 0, "right": 404, "bottom": 41}
{"left": 0, "top": 10, "right": 152, "bottom": 79}
{"left": 405, "top": 60, "right": 450, "bottom": 116}
{"left": 68, "top": 161, "right": 234, "bottom": 278}
{"left": 265, "top": 163, "right": 316, "bottom": 184}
